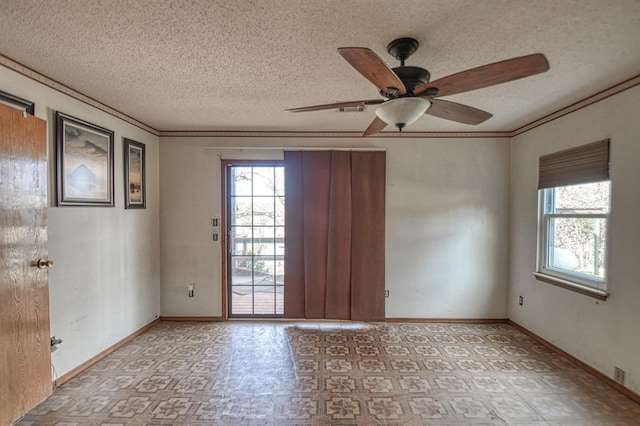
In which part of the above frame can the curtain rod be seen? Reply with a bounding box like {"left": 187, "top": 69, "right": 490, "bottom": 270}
{"left": 203, "top": 146, "right": 386, "bottom": 151}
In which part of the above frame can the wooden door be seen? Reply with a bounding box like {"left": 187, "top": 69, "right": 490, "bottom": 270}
{"left": 0, "top": 103, "right": 51, "bottom": 425}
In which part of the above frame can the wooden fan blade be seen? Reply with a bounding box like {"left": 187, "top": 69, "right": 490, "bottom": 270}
{"left": 426, "top": 99, "right": 493, "bottom": 125}
{"left": 362, "top": 116, "right": 388, "bottom": 137}
{"left": 414, "top": 53, "right": 549, "bottom": 97}
{"left": 286, "top": 99, "right": 384, "bottom": 113}
{"left": 338, "top": 47, "right": 407, "bottom": 96}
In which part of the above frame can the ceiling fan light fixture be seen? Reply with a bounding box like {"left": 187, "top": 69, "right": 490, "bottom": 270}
{"left": 374, "top": 97, "right": 431, "bottom": 131}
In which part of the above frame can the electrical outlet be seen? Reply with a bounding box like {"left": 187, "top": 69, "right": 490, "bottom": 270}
{"left": 614, "top": 367, "right": 625, "bottom": 385}
{"left": 384, "top": 290, "right": 389, "bottom": 298}
{"left": 519, "top": 296, "right": 524, "bottom": 306}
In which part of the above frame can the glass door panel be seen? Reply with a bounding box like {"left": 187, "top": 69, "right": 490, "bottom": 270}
{"left": 228, "top": 164, "right": 284, "bottom": 317}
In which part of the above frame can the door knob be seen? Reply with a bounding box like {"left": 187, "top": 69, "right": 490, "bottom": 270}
{"left": 31, "top": 259, "right": 54, "bottom": 269}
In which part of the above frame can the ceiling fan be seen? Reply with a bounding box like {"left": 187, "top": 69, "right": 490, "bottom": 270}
{"left": 286, "top": 38, "right": 549, "bottom": 136}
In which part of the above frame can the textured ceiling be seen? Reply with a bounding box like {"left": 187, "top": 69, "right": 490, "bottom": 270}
{"left": 1, "top": 0, "right": 639, "bottom": 133}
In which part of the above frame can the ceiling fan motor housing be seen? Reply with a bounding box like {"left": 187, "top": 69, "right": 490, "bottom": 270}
{"left": 392, "top": 66, "right": 431, "bottom": 95}
{"left": 385, "top": 37, "right": 432, "bottom": 96}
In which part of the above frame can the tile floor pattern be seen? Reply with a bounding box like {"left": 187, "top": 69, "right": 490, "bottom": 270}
{"left": 17, "top": 321, "right": 640, "bottom": 425}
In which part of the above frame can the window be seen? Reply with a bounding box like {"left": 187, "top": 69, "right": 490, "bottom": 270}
{"left": 535, "top": 139, "right": 610, "bottom": 299}
{"left": 539, "top": 182, "right": 610, "bottom": 291}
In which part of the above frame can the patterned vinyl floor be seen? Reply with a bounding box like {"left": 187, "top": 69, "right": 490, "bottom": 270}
{"left": 17, "top": 321, "right": 640, "bottom": 425}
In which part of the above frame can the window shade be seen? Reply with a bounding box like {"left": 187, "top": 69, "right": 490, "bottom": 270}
{"left": 538, "top": 139, "right": 610, "bottom": 189}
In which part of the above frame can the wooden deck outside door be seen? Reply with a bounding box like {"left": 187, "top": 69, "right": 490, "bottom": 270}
{"left": 0, "top": 103, "right": 52, "bottom": 425}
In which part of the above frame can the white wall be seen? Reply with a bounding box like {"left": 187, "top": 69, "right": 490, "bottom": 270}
{"left": 509, "top": 85, "right": 640, "bottom": 394}
{"left": 160, "top": 136, "right": 510, "bottom": 319}
{"left": 159, "top": 141, "right": 281, "bottom": 316}
{"left": 1, "top": 66, "right": 161, "bottom": 376}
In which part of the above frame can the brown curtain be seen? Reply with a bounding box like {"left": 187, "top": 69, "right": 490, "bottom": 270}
{"left": 284, "top": 150, "right": 385, "bottom": 321}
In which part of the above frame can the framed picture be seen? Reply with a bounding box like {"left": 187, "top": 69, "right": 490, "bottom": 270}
{"left": 55, "top": 112, "right": 114, "bottom": 206}
{"left": 123, "top": 138, "right": 146, "bottom": 209}
{"left": 0, "top": 89, "right": 35, "bottom": 115}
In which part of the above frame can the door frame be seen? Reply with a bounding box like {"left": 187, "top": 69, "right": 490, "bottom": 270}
{"left": 220, "top": 159, "right": 285, "bottom": 319}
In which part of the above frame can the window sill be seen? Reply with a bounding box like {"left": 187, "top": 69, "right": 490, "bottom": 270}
{"left": 533, "top": 272, "right": 608, "bottom": 301}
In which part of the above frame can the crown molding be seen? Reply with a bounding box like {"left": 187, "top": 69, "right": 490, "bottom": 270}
{"left": 159, "top": 130, "right": 511, "bottom": 138}
{"left": 163, "top": 74, "right": 640, "bottom": 139}
{"left": 2, "top": 54, "right": 639, "bottom": 140}
{"left": 511, "top": 74, "right": 640, "bottom": 137}
{"left": 0, "top": 55, "right": 159, "bottom": 136}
